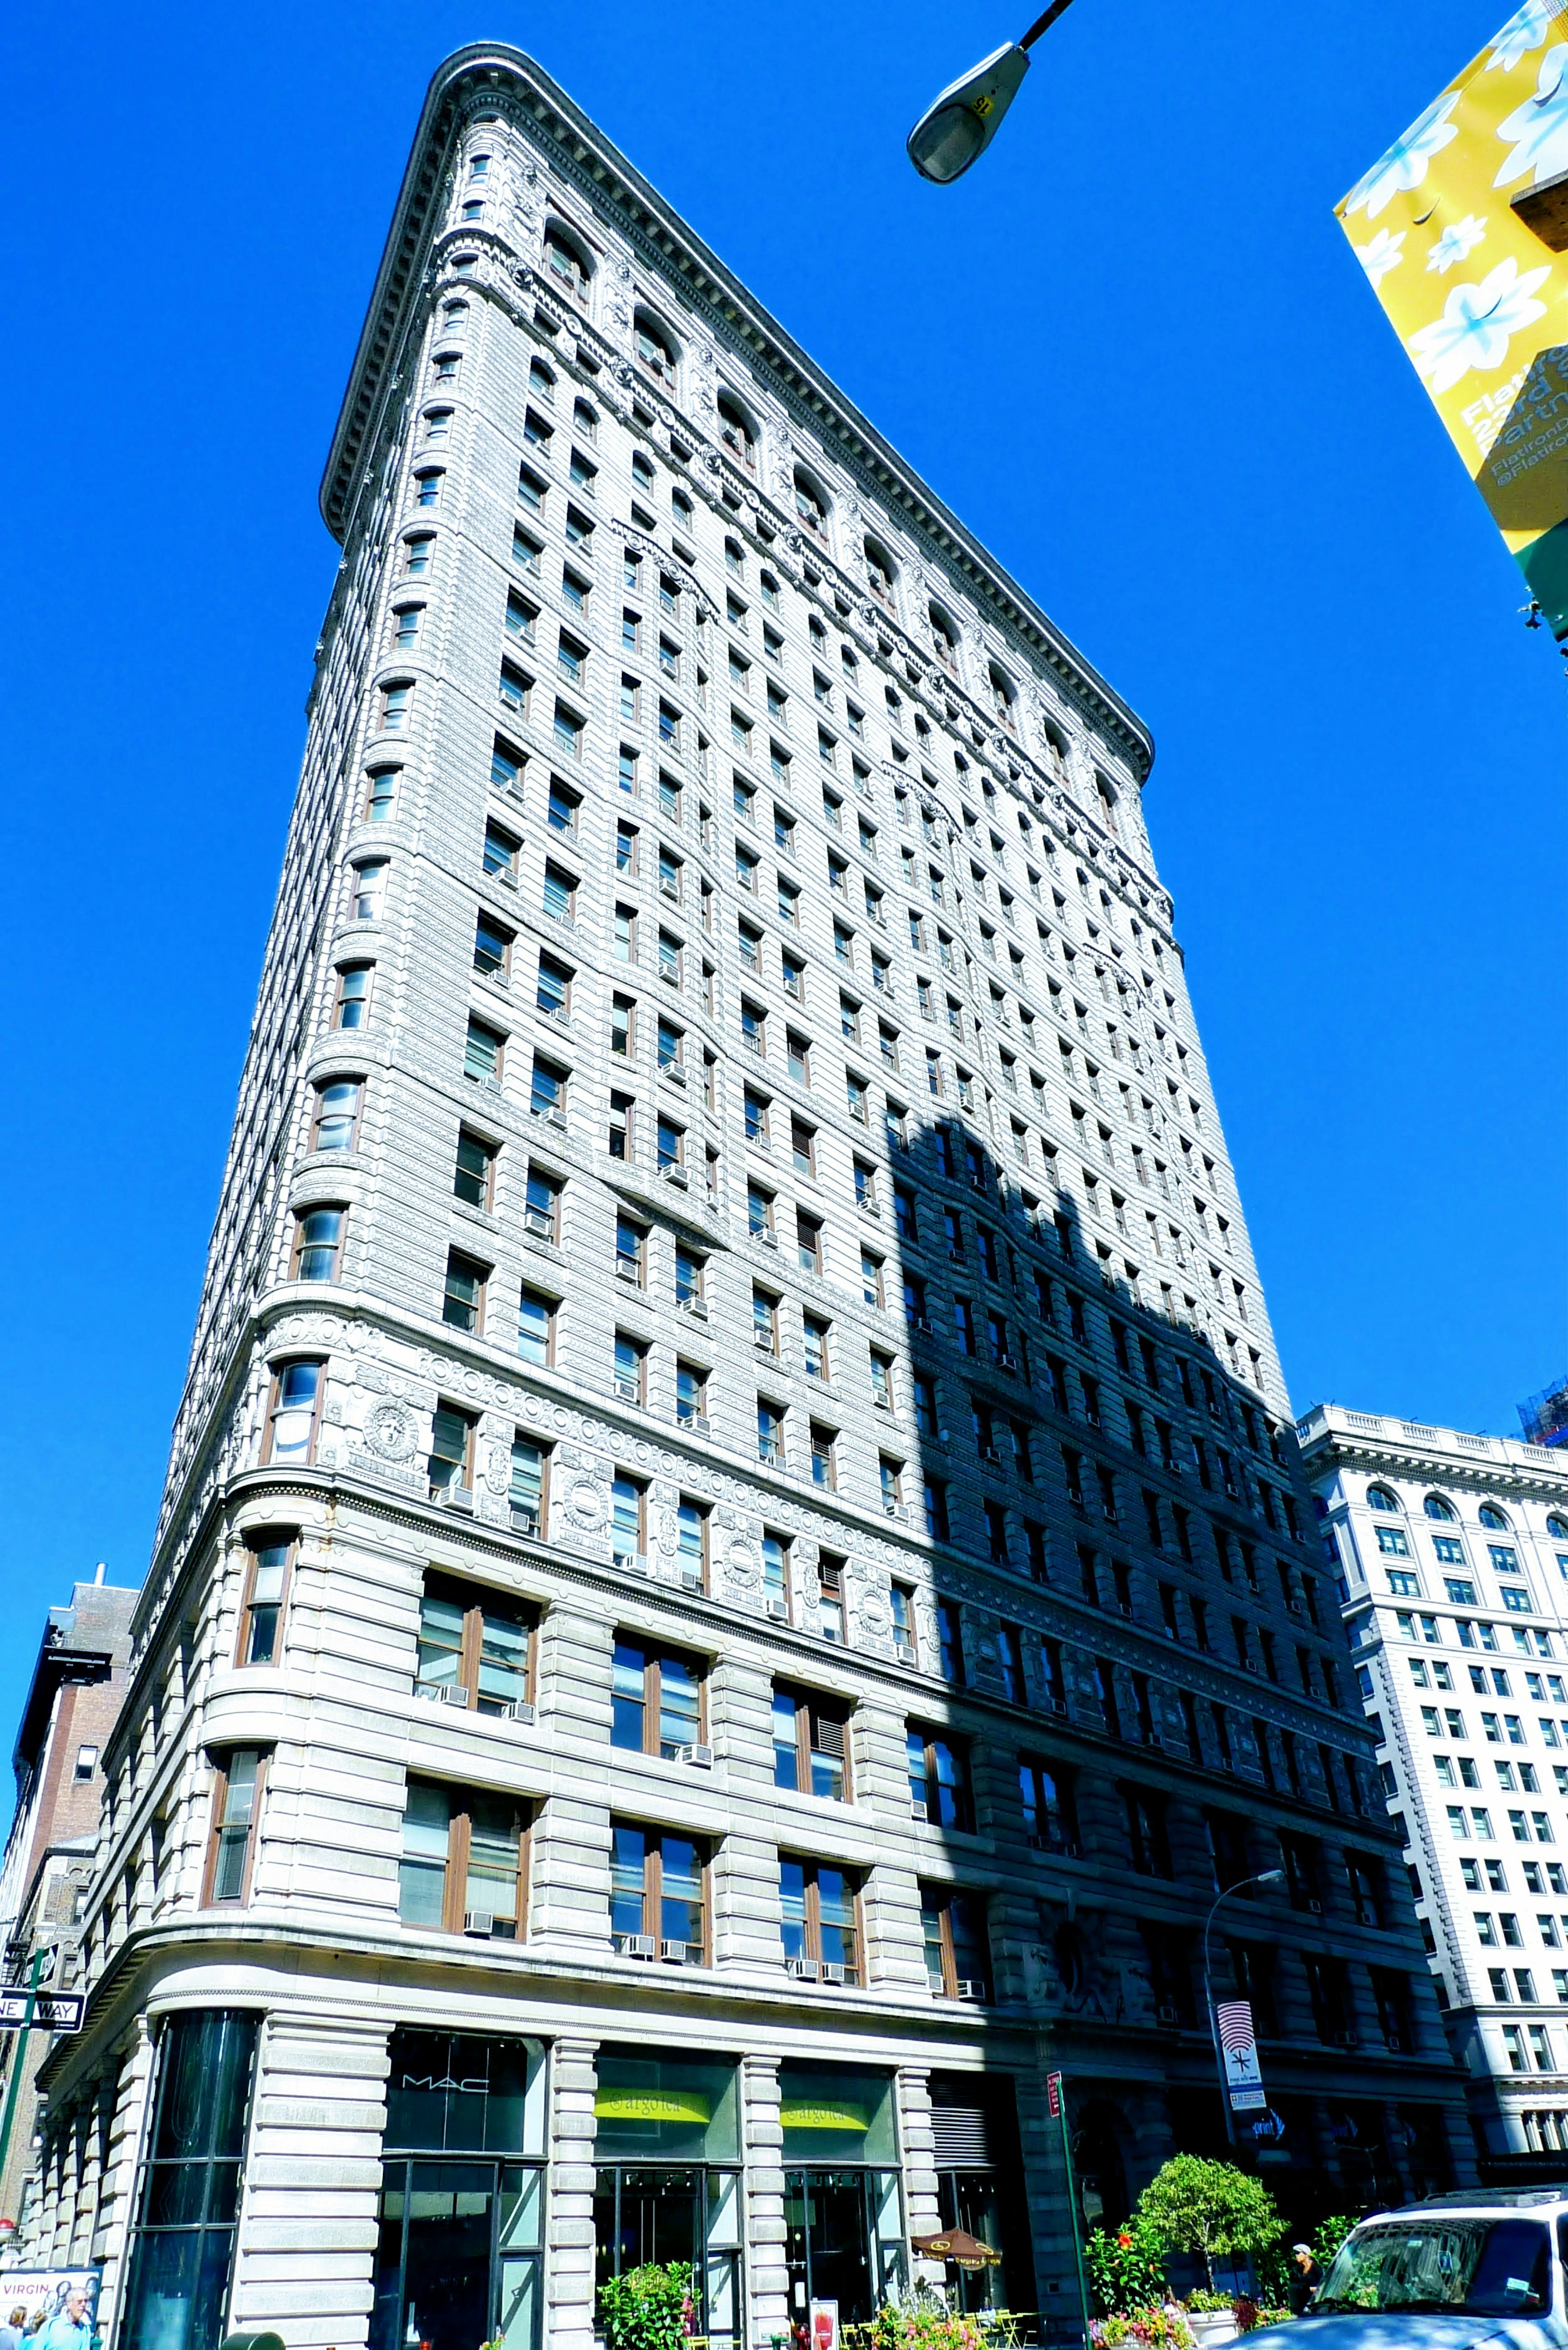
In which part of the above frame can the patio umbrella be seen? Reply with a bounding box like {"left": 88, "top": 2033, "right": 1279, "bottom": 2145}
{"left": 911, "top": 2228, "right": 1004, "bottom": 2271}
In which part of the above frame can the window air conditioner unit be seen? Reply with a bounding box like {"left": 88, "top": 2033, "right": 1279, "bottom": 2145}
{"left": 675, "top": 1742, "right": 713, "bottom": 1768}
{"left": 767, "top": 1599, "right": 791, "bottom": 1622}
{"left": 659, "top": 878, "right": 680, "bottom": 900}
{"left": 1287, "top": 1601, "right": 1303, "bottom": 1616}
{"left": 659, "top": 966, "right": 680, "bottom": 986}
{"left": 659, "top": 1164, "right": 690, "bottom": 1188}
{"left": 1156, "top": 2002, "right": 1178, "bottom": 2026}
{"left": 979, "top": 1446, "right": 1002, "bottom": 1466}
{"left": 911, "top": 1799, "right": 929, "bottom": 1823}
{"left": 688, "top": 1412, "right": 712, "bottom": 1434}
{"left": 523, "top": 1208, "right": 555, "bottom": 1239}
{"left": 998, "top": 1353, "right": 1020, "bottom": 1374}
{"left": 463, "top": 1911, "right": 497, "bottom": 1937}
{"left": 531, "top": 1106, "right": 568, "bottom": 1130}
{"left": 615, "top": 1550, "right": 651, "bottom": 1576}
{"left": 955, "top": 1979, "right": 987, "bottom": 2002}
{"left": 680, "top": 1566, "right": 705, "bottom": 1593}
{"left": 787, "top": 1957, "right": 819, "bottom": 1980}
{"left": 1049, "top": 1698, "right": 1068, "bottom": 1717}
{"left": 1306, "top": 1897, "right": 1323, "bottom": 1914}
{"left": 1143, "top": 1730, "right": 1162, "bottom": 1749}
{"left": 663, "top": 1064, "right": 688, "bottom": 1086}
{"left": 913, "top": 1316, "right": 934, "bottom": 1335}
{"left": 620, "top": 1934, "right": 657, "bottom": 1959}
{"left": 415, "top": 1681, "right": 472, "bottom": 1708}
{"left": 614, "top": 1378, "right": 641, "bottom": 1404}
{"left": 895, "top": 1638, "right": 917, "bottom": 1663}
{"left": 437, "top": 1485, "right": 475, "bottom": 1512}
{"left": 927, "top": 1971, "right": 949, "bottom": 1995}
{"left": 511, "top": 1505, "right": 541, "bottom": 1536}
{"left": 1118, "top": 1601, "right": 1136, "bottom": 1618}
{"left": 677, "top": 1296, "right": 708, "bottom": 1318}
{"left": 857, "top": 1196, "right": 880, "bottom": 1216}
{"left": 820, "top": 1961, "right": 846, "bottom": 1985}
{"left": 661, "top": 1939, "right": 696, "bottom": 1963}
{"left": 615, "top": 1260, "right": 641, "bottom": 1283}
{"left": 495, "top": 1699, "right": 535, "bottom": 1726}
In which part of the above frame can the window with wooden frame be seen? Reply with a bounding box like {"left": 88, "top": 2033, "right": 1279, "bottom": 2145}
{"left": 237, "top": 1534, "right": 295, "bottom": 1666}
{"left": 290, "top": 1205, "right": 345, "bottom": 1283}
{"left": 399, "top": 1777, "right": 529, "bottom": 1940}
{"left": 453, "top": 1126, "right": 497, "bottom": 1209}
{"left": 920, "top": 1884, "right": 991, "bottom": 2000}
{"left": 442, "top": 1248, "right": 488, "bottom": 1334}
{"left": 780, "top": 1857, "right": 862, "bottom": 1983}
{"left": 263, "top": 1359, "right": 323, "bottom": 1466}
{"left": 204, "top": 1748, "right": 267, "bottom": 1906}
{"left": 609, "top": 1821, "right": 708, "bottom": 1962}
{"left": 333, "top": 963, "right": 373, "bottom": 1030}
{"left": 428, "top": 1402, "right": 476, "bottom": 1498}
{"left": 415, "top": 1573, "right": 537, "bottom": 1717}
{"left": 311, "top": 1078, "right": 363, "bottom": 1153}
{"left": 1123, "top": 1784, "right": 1174, "bottom": 1879}
{"left": 611, "top": 1637, "right": 704, "bottom": 1759}
{"left": 772, "top": 1684, "right": 851, "bottom": 1800}
{"left": 907, "top": 1726, "right": 973, "bottom": 1830}
{"left": 1019, "top": 1757, "right": 1079, "bottom": 1855}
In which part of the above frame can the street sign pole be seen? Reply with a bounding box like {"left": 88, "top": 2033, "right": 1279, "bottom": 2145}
{"left": 1048, "top": 2071, "right": 1094, "bottom": 2350}
{"left": 0, "top": 1952, "right": 48, "bottom": 2199}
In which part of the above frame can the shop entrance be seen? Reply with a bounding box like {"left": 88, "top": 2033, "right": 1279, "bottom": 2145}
{"left": 370, "top": 2031, "right": 546, "bottom": 2350}
{"left": 779, "top": 2064, "right": 904, "bottom": 2329}
{"left": 592, "top": 2050, "right": 744, "bottom": 2348}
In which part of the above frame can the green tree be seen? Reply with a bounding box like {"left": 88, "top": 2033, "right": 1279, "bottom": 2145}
{"left": 1134, "top": 2157, "right": 1285, "bottom": 2291}
{"left": 597, "top": 2260, "right": 694, "bottom": 2350}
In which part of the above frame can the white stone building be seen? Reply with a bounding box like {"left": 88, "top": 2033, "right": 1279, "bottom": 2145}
{"left": 1301, "top": 1405, "right": 1568, "bottom": 2172}
{"left": 23, "top": 44, "right": 1468, "bottom": 2350}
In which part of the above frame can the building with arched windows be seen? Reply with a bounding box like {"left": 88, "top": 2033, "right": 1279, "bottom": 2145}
{"left": 16, "top": 45, "right": 1469, "bottom": 2350}
{"left": 1301, "top": 1403, "right": 1568, "bottom": 2170}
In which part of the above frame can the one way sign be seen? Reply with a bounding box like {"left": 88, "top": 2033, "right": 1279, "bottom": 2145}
{"left": 0, "top": 1991, "right": 85, "bottom": 2033}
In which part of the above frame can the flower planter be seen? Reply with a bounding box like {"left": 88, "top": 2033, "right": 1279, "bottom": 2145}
{"left": 1185, "top": 2317, "right": 1240, "bottom": 2347}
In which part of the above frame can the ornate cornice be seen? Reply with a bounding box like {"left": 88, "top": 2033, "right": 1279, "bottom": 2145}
{"left": 317, "top": 43, "right": 1155, "bottom": 784}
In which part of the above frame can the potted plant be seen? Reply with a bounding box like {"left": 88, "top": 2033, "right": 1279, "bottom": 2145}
{"left": 1134, "top": 2158, "right": 1285, "bottom": 2316}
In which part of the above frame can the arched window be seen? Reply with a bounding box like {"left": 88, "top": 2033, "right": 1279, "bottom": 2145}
{"left": 793, "top": 468, "right": 829, "bottom": 537}
{"left": 1479, "top": 1504, "right": 1512, "bottom": 1532}
{"left": 574, "top": 399, "right": 598, "bottom": 441}
{"left": 441, "top": 300, "right": 470, "bottom": 336}
{"left": 1547, "top": 1515, "right": 1568, "bottom": 1540}
{"left": 1367, "top": 1486, "right": 1400, "bottom": 1513}
{"left": 528, "top": 357, "right": 555, "bottom": 400}
{"left": 1423, "top": 1494, "right": 1457, "bottom": 1522}
{"left": 544, "top": 225, "right": 593, "bottom": 303}
{"left": 988, "top": 663, "right": 1016, "bottom": 728}
{"left": 634, "top": 309, "right": 677, "bottom": 383}
{"left": 864, "top": 539, "right": 897, "bottom": 608}
{"left": 717, "top": 392, "right": 757, "bottom": 470}
{"left": 929, "top": 603, "right": 959, "bottom": 669}
{"left": 1095, "top": 775, "right": 1120, "bottom": 839}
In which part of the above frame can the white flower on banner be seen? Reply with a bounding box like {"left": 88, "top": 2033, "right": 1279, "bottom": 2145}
{"left": 1408, "top": 254, "right": 1552, "bottom": 392}
{"left": 1488, "top": 0, "right": 1552, "bottom": 71}
{"left": 1426, "top": 215, "right": 1488, "bottom": 273}
{"left": 1494, "top": 42, "right": 1568, "bottom": 184}
{"left": 1344, "top": 94, "right": 1461, "bottom": 218}
{"left": 1357, "top": 227, "right": 1408, "bottom": 285}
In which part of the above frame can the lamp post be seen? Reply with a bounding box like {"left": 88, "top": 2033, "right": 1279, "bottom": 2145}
{"left": 905, "top": 0, "right": 1079, "bottom": 184}
{"left": 1201, "top": 1871, "right": 1285, "bottom": 2149}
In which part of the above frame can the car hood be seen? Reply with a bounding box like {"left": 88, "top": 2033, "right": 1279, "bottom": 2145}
{"left": 1247, "top": 2317, "right": 1568, "bottom": 2350}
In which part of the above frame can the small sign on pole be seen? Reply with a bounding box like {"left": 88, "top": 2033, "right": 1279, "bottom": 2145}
{"left": 0, "top": 1992, "right": 83, "bottom": 2034}
{"left": 1047, "top": 2069, "right": 1062, "bottom": 2118}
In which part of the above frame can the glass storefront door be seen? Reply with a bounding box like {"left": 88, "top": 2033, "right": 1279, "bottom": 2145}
{"left": 779, "top": 2065, "right": 904, "bottom": 2331}
{"left": 592, "top": 2050, "right": 744, "bottom": 2348}
{"left": 371, "top": 2032, "right": 545, "bottom": 2350}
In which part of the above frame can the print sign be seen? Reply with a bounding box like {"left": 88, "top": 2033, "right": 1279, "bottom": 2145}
{"left": 1216, "top": 1999, "right": 1267, "bottom": 2113}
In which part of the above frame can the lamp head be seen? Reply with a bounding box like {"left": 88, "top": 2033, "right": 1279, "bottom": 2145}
{"left": 1258, "top": 1869, "right": 1287, "bottom": 1886}
{"left": 906, "top": 43, "right": 1030, "bottom": 184}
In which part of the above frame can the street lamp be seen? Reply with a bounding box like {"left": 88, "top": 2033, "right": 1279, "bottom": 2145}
{"left": 1202, "top": 1870, "right": 1285, "bottom": 2149}
{"left": 905, "top": 0, "right": 1078, "bottom": 184}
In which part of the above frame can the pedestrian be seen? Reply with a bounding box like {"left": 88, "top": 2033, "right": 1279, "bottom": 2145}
{"left": 0, "top": 2304, "right": 27, "bottom": 2350}
{"left": 1288, "top": 2243, "right": 1323, "bottom": 2315}
{"left": 33, "top": 2291, "right": 90, "bottom": 2350}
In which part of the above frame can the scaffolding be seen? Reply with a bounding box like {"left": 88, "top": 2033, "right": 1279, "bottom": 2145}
{"left": 1519, "top": 1379, "right": 1568, "bottom": 1449}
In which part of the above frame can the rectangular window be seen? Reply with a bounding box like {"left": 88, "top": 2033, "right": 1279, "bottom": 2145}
{"left": 1020, "top": 1758, "right": 1078, "bottom": 1853}
{"left": 920, "top": 1886, "right": 990, "bottom": 1999}
{"left": 428, "top": 1403, "right": 476, "bottom": 1498}
{"left": 415, "top": 1575, "right": 536, "bottom": 1716}
{"left": 611, "top": 1639, "right": 705, "bottom": 1759}
{"left": 610, "top": 1822, "right": 708, "bottom": 1962}
{"left": 517, "top": 1285, "right": 555, "bottom": 1369}
{"left": 773, "top": 1685, "right": 851, "bottom": 1800}
{"left": 453, "top": 1127, "right": 496, "bottom": 1209}
{"left": 907, "top": 1727, "right": 973, "bottom": 1829}
{"left": 263, "top": 1360, "right": 323, "bottom": 1466}
{"left": 442, "top": 1248, "right": 488, "bottom": 1334}
{"left": 238, "top": 1538, "right": 293, "bottom": 1667}
{"left": 780, "top": 1858, "right": 862, "bottom": 1984}
{"left": 399, "top": 1778, "right": 528, "bottom": 1938}
{"left": 205, "top": 1749, "right": 265, "bottom": 1905}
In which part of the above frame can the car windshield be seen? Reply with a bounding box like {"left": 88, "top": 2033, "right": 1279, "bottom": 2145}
{"left": 1317, "top": 2217, "right": 1551, "bottom": 2317}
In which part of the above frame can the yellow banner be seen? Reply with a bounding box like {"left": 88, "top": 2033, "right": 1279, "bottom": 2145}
{"left": 1336, "top": 2, "right": 1568, "bottom": 634}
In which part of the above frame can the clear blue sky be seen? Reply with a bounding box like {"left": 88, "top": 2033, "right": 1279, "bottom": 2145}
{"left": 1, "top": 0, "right": 1561, "bottom": 1705}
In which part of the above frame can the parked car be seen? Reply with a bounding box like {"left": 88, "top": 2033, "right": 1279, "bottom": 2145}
{"left": 1249, "top": 2188, "right": 1568, "bottom": 2344}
